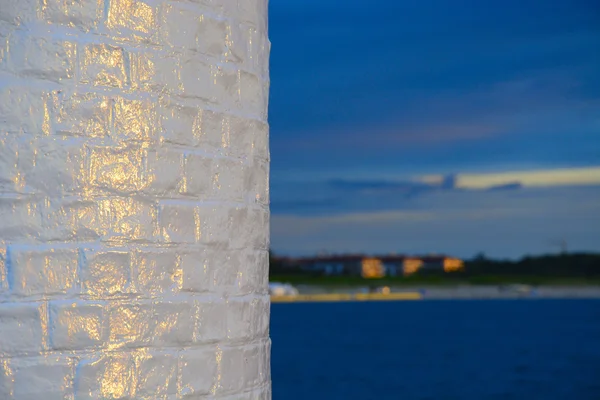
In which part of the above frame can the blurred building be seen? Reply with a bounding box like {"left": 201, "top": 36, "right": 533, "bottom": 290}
{"left": 277, "top": 254, "right": 464, "bottom": 277}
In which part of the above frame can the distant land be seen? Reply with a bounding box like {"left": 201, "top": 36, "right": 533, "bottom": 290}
{"left": 269, "top": 252, "right": 600, "bottom": 287}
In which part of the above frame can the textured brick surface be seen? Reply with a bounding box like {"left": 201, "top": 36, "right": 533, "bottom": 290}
{"left": 0, "top": 0, "right": 271, "bottom": 398}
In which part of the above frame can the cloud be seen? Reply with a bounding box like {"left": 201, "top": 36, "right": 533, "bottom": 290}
{"left": 270, "top": 185, "right": 600, "bottom": 258}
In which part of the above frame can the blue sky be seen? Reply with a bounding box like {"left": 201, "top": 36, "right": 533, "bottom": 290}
{"left": 267, "top": 0, "right": 600, "bottom": 259}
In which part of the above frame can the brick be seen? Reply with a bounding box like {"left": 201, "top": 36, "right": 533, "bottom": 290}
{"left": 156, "top": 99, "right": 202, "bottom": 147}
{"left": 198, "top": 108, "right": 229, "bottom": 151}
{"left": 179, "top": 346, "right": 218, "bottom": 397}
{"left": 135, "top": 249, "right": 181, "bottom": 296}
{"left": 235, "top": 250, "right": 268, "bottom": 295}
{"left": 179, "top": 250, "right": 212, "bottom": 293}
{"left": 224, "top": 21, "right": 248, "bottom": 65}
{"left": 221, "top": 114, "right": 253, "bottom": 158}
{"left": 0, "top": 85, "right": 49, "bottom": 134}
{"left": 0, "top": 196, "right": 41, "bottom": 241}
{"left": 212, "top": 64, "right": 239, "bottom": 109}
{"left": 41, "top": 197, "right": 100, "bottom": 242}
{"left": 109, "top": 302, "right": 154, "bottom": 349}
{"left": 251, "top": 120, "right": 269, "bottom": 160}
{"left": 106, "top": 0, "right": 158, "bottom": 41}
{"left": 130, "top": 51, "right": 180, "bottom": 94}
{"left": 161, "top": 4, "right": 227, "bottom": 57}
{"left": 89, "top": 145, "right": 145, "bottom": 193}
{"left": 217, "top": 345, "right": 245, "bottom": 394}
{"left": 6, "top": 356, "right": 74, "bottom": 400}
{"left": 0, "top": 303, "right": 44, "bottom": 355}
{"left": 179, "top": 57, "right": 214, "bottom": 101}
{"left": 0, "top": 134, "right": 18, "bottom": 192}
{"left": 51, "top": 91, "right": 111, "bottom": 138}
{"left": 96, "top": 197, "right": 157, "bottom": 243}
{"left": 239, "top": 71, "right": 266, "bottom": 118}
{"left": 113, "top": 96, "right": 157, "bottom": 142}
{"left": 212, "top": 249, "right": 242, "bottom": 294}
{"left": 152, "top": 301, "right": 196, "bottom": 346}
{"left": 243, "top": 342, "right": 262, "bottom": 389}
{"left": 74, "top": 353, "right": 135, "bottom": 399}
{"left": 135, "top": 352, "right": 178, "bottom": 398}
{"left": 26, "top": 137, "right": 86, "bottom": 196}
{"left": 144, "top": 148, "right": 183, "bottom": 197}
{"left": 41, "top": 0, "right": 102, "bottom": 31}
{"left": 7, "top": 246, "right": 78, "bottom": 296}
{"left": 49, "top": 300, "right": 105, "bottom": 350}
{"left": 80, "top": 43, "right": 129, "bottom": 88}
{"left": 0, "top": 0, "right": 38, "bottom": 26}
{"left": 183, "top": 153, "right": 215, "bottom": 197}
{"left": 215, "top": 157, "right": 246, "bottom": 200}
{"left": 7, "top": 33, "right": 76, "bottom": 83}
{"left": 196, "top": 205, "right": 232, "bottom": 245}
{"left": 195, "top": 299, "right": 227, "bottom": 342}
{"left": 237, "top": 0, "right": 268, "bottom": 30}
{"left": 159, "top": 203, "right": 198, "bottom": 243}
{"left": 244, "top": 159, "right": 269, "bottom": 205}
{"left": 226, "top": 297, "right": 251, "bottom": 341}
{"left": 81, "top": 249, "right": 131, "bottom": 296}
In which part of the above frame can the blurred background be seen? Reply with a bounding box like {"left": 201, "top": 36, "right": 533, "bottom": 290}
{"left": 266, "top": 0, "right": 600, "bottom": 399}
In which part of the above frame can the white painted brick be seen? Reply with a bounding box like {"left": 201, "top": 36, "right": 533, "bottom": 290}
{"left": 159, "top": 203, "right": 198, "bottom": 243}
{"left": 0, "top": 0, "right": 270, "bottom": 396}
{"left": 152, "top": 301, "right": 196, "bottom": 346}
{"left": 245, "top": 159, "right": 269, "bottom": 205}
{"left": 74, "top": 353, "right": 135, "bottom": 399}
{"left": 156, "top": 99, "right": 202, "bottom": 147}
{"left": 51, "top": 91, "right": 111, "bottom": 138}
{"left": 240, "top": 70, "right": 267, "bottom": 118}
{"left": 217, "top": 345, "right": 245, "bottom": 394}
{"left": 5, "top": 356, "right": 74, "bottom": 400}
{"left": 179, "top": 346, "right": 218, "bottom": 397}
{"left": 113, "top": 96, "right": 158, "bottom": 142}
{"left": 135, "top": 249, "right": 181, "bottom": 295}
{"left": 144, "top": 147, "right": 184, "bottom": 197}
{"left": 0, "top": 302, "right": 44, "bottom": 355}
{"left": 80, "top": 249, "right": 131, "bottom": 296}
{"left": 135, "top": 351, "right": 178, "bottom": 398}
{"left": 0, "top": 0, "right": 38, "bottom": 26}
{"left": 80, "top": 43, "right": 130, "bottom": 88}
{"left": 106, "top": 0, "right": 158, "bottom": 42}
{"left": 42, "top": 0, "right": 103, "bottom": 31}
{"left": 0, "top": 86, "right": 50, "bottom": 134}
{"left": 0, "top": 196, "right": 42, "bottom": 241}
{"left": 195, "top": 299, "right": 227, "bottom": 342}
{"left": 96, "top": 197, "right": 158, "bottom": 242}
{"left": 161, "top": 3, "right": 227, "bottom": 57}
{"left": 7, "top": 246, "right": 78, "bottom": 296}
{"left": 131, "top": 50, "right": 180, "bottom": 94}
{"left": 184, "top": 153, "right": 216, "bottom": 197}
{"left": 197, "top": 205, "right": 232, "bottom": 245}
{"left": 25, "top": 137, "right": 87, "bottom": 196}
{"left": 180, "top": 250, "right": 212, "bottom": 293}
{"left": 109, "top": 301, "right": 155, "bottom": 349}
{"left": 41, "top": 197, "right": 100, "bottom": 242}
{"left": 49, "top": 300, "right": 105, "bottom": 350}
{"left": 89, "top": 145, "right": 146, "bottom": 193}
{"left": 6, "top": 33, "right": 76, "bottom": 83}
{"left": 215, "top": 157, "right": 245, "bottom": 200}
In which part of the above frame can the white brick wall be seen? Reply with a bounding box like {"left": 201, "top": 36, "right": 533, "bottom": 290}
{"left": 0, "top": 0, "right": 271, "bottom": 398}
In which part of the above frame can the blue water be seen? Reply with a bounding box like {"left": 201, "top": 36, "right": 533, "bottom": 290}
{"left": 270, "top": 300, "right": 600, "bottom": 399}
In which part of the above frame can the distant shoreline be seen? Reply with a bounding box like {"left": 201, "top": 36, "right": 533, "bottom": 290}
{"left": 288, "top": 284, "right": 600, "bottom": 300}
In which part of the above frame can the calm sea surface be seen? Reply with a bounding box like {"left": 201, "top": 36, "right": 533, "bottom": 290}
{"left": 270, "top": 300, "right": 600, "bottom": 399}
